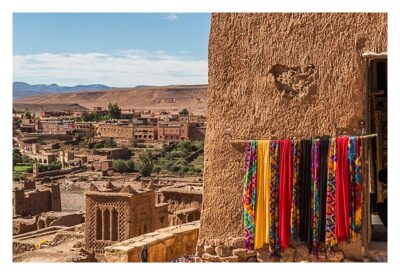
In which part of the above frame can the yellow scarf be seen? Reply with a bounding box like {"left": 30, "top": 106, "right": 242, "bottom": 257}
{"left": 254, "top": 140, "right": 270, "bottom": 249}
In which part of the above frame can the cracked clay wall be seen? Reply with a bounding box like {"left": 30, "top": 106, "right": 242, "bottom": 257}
{"left": 198, "top": 13, "right": 387, "bottom": 246}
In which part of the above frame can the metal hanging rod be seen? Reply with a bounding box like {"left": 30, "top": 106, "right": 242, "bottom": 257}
{"left": 229, "top": 133, "right": 378, "bottom": 144}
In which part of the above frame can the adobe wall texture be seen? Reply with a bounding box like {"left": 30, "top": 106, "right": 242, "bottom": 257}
{"left": 198, "top": 13, "right": 387, "bottom": 261}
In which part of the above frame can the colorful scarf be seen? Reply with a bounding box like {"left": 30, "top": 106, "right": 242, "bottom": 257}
{"left": 349, "top": 137, "right": 363, "bottom": 241}
{"left": 325, "top": 138, "right": 337, "bottom": 250}
{"left": 243, "top": 140, "right": 257, "bottom": 250}
{"left": 318, "top": 138, "right": 330, "bottom": 243}
{"left": 278, "top": 140, "right": 292, "bottom": 250}
{"left": 269, "top": 140, "right": 281, "bottom": 257}
{"left": 255, "top": 140, "right": 270, "bottom": 249}
{"left": 311, "top": 139, "right": 321, "bottom": 256}
{"left": 299, "top": 139, "right": 312, "bottom": 253}
{"left": 335, "top": 137, "right": 350, "bottom": 242}
{"left": 290, "top": 139, "right": 302, "bottom": 240}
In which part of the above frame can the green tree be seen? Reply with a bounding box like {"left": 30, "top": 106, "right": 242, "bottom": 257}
{"left": 24, "top": 109, "right": 32, "bottom": 119}
{"left": 103, "top": 138, "right": 117, "bottom": 148}
{"left": 179, "top": 108, "right": 189, "bottom": 115}
{"left": 48, "top": 161, "right": 62, "bottom": 171}
{"left": 81, "top": 111, "right": 91, "bottom": 122}
{"left": 138, "top": 150, "right": 154, "bottom": 177}
{"left": 12, "top": 148, "right": 22, "bottom": 167}
{"left": 108, "top": 102, "right": 121, "bottom": 119}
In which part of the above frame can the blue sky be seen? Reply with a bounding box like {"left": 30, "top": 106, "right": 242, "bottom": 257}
{"left": 13, "top": 13, "right": 211, "bottom": 87}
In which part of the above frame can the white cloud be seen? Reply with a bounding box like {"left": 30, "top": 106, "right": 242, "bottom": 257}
{"left": 165, "top": 13, "right": 178, "bottom": 21}
{"left": 13, "top": 50, "right": 207, "bottom": 87}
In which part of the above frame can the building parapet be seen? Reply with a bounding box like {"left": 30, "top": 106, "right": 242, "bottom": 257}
{"left": 104, "top": 221, "right": 199, "bottom": 262}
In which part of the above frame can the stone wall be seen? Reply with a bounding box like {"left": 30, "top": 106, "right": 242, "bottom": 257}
{"left": 198, "top": 13, "right": 387, "bottom": 261}
{"left": 35, "top": 165, "right": 87, "bottom": 178}
{"left": 104, "top": 221, "right": 199, "bottom": 262}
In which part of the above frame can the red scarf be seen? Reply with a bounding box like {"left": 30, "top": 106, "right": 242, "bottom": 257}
{"left": 279, "top": 140, "right": 293, "bottom": 249}
{"left": 335, "top": 137, "right": 349, "bottom": 242}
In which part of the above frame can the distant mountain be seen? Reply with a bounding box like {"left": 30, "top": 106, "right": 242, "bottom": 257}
{"left": 13, "top": 82, "right": 114, "bottom": 98}
{"left": 14, "top": 84, "right": 208, "bottom": 115}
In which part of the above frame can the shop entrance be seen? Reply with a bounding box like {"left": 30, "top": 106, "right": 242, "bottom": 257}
{"left": 367, "top": 56, "right": 387, "bottom": 242}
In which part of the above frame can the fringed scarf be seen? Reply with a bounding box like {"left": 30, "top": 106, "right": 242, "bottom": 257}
{"left": 325, "top": 138, "right": 338, "bottom": 250}
{"left": 311, "top": 139, "right": 321, "bottom": 256}
{"left": 318, "top": 138, "right": 330, "bottom": 244}
{"left": 299, "top": 139, "right": 313, "bottom": 253}
{"left": 290, "top": 139, "right": 302, "bottom": 240}
{"left": 279, "top": 140, "right": 292, "bottom": 250}
{"left": 349, "top": 137, "right": 363, "bottom": 241}
{"left": 243, "top": 140, "right": 257, "bottom": 250}
{"left": 269, "top": 140, "right": 281, "bottom": 258}
{"left": 255, "top": 140, "right": 270, "bottom": 249}
{"left": 336, "top": 137, "right": 350, "bottom": 242}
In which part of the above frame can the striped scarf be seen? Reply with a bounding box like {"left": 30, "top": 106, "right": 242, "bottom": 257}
{"left": 242, "top": 140, "right": 257, "bottom": 250}
{"left": 269, "top": 140, "right": 281, "bottom": 258}
{"left": 290, "top": 139, "right": 302, "bottom": 240}
{"left": 325, "top": 138, "right": 337, "bottom": 250}
{"left": 349, "top": 137, "right": 363, "bottom": 241}
{"left": 311, "top": 139, "right": 321, "bottom": 256}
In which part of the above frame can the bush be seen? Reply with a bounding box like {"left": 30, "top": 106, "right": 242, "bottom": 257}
{"left": 139, "top": 163, "right": 153, "bottom": 177}
{"left": 169, "top": 164, "right": 180, "bottom": 173}
{"left": 113, "top": 159, "right": 128, "bottom": 173}
{"left": 94, "top": 142, "right": 104, "bottom": 149}
{"left": 180, "top": 165, "right": 189, "bottom": 173}
{"left": 104, "top": 138, "right": 117, "bottom": 148}
{"left": 48, "top": 161, "right": 62, "bottom": 171}
{"left": 126, "top": 159, "right": 135, "bottom": 172}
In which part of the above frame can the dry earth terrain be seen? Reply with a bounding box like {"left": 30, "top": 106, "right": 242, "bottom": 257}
{"left": 14, "top": 84, "right": 207, "bottom": 115}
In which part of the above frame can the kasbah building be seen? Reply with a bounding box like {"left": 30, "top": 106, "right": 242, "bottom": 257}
{"left": 196, "top": 13, "right": 387, "bottom": 262}
{"left": 12, "top": 13, "right": 387, "bottom": 263}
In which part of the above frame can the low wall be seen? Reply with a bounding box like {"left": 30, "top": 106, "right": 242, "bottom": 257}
{"left": 104, "top": 221, "right": 199, "bottom": 262}
{"left": 36, "top": 166, "right": 86, "bottom": 178}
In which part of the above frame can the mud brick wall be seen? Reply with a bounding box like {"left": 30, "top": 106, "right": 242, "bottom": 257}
{"left": 104, "top": 221, "right": 199, "bottom": 262}
{"left": 197, "top": 13, "right": 387, "bottom": 262}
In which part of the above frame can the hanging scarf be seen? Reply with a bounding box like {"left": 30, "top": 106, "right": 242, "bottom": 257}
{"left": 349, "top": 137, "right": 363, "bottom": 241}
{"left": 242, "top": 140, "right": 257, "bottom": 250}
{"left": 290, "top": 139, "right": 302, "bottom": 240}
{"left": 299, "top": 139, "right": 313, "bottom": 253}
{"left": 348, "top": 137, "right": 356, "bottom": 242}
{"left": 311, "top": 139, "right": 321, "bottom": 256}
{"left": 325, "top": 138, "right": 337, "bottom": 250}
{"left": 255, "top": 140, "right": 270, "bottom": 249}
{"left": 318, "top": 138, "right": 330, "bottom": 244}
{"left": 335, "top": 136, "right": 350, "bottom": 242}
{"left": 278, "top": 140, "right": 292, "bottom": 250}
{"left": 269, "top": 140, "right": 281, "bottom": 257}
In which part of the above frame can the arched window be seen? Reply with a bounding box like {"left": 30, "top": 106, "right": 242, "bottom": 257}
{"left": 104, "top": 209, "right": 110, "bottom": 240}
{"left": 111, "top": 209, "right": 118, "bottom": 241}
{"left": 96, "top": 208, "right": 102, "bottom": 240}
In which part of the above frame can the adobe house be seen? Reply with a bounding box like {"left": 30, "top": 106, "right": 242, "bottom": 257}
{"left": 197, "top": 13, "right": 387, "bottom": 262}
{"left": 84, "top": 184, "right": 168, "bottom": 256}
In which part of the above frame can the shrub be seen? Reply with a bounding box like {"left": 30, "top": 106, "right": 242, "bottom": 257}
{"left": 126, "top": 159, "right": 135, "bottom": 172}
{"left": 139, "top": 163, "right": 153, "bottom": 177}
{"left": 113, "top": 159, "right": 128, "bottom": 173}
{"left": 48, "top": 161, "right": 62, "bottom": 171}
{"left": 94, "top": 142, "right": 104, "bottom": 149}
{"left": 104, "top": 138, "right": 117, "bottom": 148}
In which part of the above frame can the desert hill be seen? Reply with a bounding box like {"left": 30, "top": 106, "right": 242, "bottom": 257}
{"left": 14, "top": 84, "right": 208, "bottom": 115}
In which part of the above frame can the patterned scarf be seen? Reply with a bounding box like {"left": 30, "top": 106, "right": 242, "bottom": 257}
{"left": 269, "top": 140, "right": 281, "bottom": 258}
{"left": 311, "top": 139, "right": 321, "bottom": 256}
{"left": 349, "top": 137, "right": 363, "bottom": 241}
{"left": 325, "top": 138, "right": 337, "bottom": 250}
{"left": 242, "top": 140, "right": 257, "bottom": 250}
{"left": 290, "top": 139, "right": 302, "bottom": 240}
